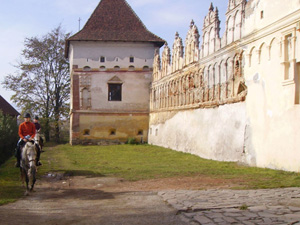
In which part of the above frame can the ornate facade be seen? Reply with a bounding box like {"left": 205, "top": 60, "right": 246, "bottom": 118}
{"left": 149, "top": 0, "right": 300, "bottom": 172}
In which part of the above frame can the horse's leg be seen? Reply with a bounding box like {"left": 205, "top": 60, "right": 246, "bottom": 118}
{"left": 24, "top": 172, "right": 30, "bottom": 196}
{"left": 30, "top": 168, "right": 36, "bottom": 191}
{"left": 20, "top": 168, "right": 25, "bottom": 188}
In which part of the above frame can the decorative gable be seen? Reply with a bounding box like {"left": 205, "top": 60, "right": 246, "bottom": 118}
{"left": 108, "top": 76, "right": 123, "bottom": 84}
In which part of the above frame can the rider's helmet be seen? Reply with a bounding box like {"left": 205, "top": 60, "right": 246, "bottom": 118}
{"left": 24, "top": 113, "right": 31, "bottom": 118}
{"left": 34, "top": 116, "right": 39, "bottom": 120}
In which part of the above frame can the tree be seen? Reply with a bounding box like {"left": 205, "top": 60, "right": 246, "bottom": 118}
{"left": 2, "top": 25, "right": 71, "bottom": 142}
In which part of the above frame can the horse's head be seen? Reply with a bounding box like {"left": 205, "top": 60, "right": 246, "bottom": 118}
{"left": 23, "top": 142, "right": 37, "bottom": 169}
{"left": 34, "top": 132, "right": 40, "bottom": 143}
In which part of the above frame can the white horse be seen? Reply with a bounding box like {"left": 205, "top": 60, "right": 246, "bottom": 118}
{"left": 20, "top": 141, "right": 37, "bottom": 195}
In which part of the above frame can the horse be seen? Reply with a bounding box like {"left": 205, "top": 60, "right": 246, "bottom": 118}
{"left": 34, "top": 130, "right": 43, "bottom": 152}
{"left": 20, "top": 141, "right": 37, "bottom": 195}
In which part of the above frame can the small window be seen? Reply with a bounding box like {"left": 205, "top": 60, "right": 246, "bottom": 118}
{"left": 114, "top": 66, "right": 120, "bottom": 71}
{"left": 110, "top": 129, "right": 116, "bottom": 135}
{"left": 83, "top": 129, "right": 90, "bottom": 136}
{"left": 143, "top": 66, "right": 150, "bottom": 71}
{"left": 100, "top": 56, "right": 105, "bottom": 62}
{"left": 137, "top": 130, "right": 143, "bottom": 136}
{"left": 130, "top": 57, "right": 134, "bottom": 63}
{"left": 108, "top": 84, "right": 122, "bottom": 101}
{"left": 83, "top": 66, "right": 91, "bottom": 71}
{"left": 260, "top": 11, "right": 264, "bottom": 19}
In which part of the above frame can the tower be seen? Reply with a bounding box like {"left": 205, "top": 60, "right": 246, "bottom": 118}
{"left": 66, "top": 0, "right": 165, "bottom": 144}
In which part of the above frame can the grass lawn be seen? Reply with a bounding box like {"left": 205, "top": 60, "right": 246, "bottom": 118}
{"left": 1, "top": 143, "right": 300, "bottom": 205}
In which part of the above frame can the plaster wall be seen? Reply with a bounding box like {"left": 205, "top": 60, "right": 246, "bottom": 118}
{"left": 149, "top": 103, "right": 247, "bottom": 162}
{"left": 244, "top": 0, "right": 300, "bottom": 36}
{"left": 70, "top": 41, "right": 156, "bottom": 70}
{"left": 76, "top": 113, "right": 149, "bottom": 144}
{"left": 88, "top": 72, "right": 151, "bottom": 111}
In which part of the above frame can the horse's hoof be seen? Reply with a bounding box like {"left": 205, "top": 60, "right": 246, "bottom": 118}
{"left": 24, "top": 191, "right": 29, "bottom": 196}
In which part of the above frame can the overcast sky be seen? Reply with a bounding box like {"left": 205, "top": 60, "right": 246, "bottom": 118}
{"left": 0, "top": 0, "right": 228, "bottom": 107}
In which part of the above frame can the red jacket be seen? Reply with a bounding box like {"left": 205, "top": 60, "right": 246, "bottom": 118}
{"left": 19, "top": 121, "right": 36, "bottom": 139}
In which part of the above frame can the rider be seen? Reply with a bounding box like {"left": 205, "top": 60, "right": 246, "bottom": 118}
{"left": 15, "top": 113, "right": 42, "bottom": 167}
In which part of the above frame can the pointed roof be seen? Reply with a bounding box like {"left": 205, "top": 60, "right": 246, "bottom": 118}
{"left": 66, "top": 0, "right": 165, "bottom": 57}
{"left": 0, "top": 95, "right": 19, "bottom": 117}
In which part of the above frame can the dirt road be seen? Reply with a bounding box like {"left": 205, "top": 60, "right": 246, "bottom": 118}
{"left": 0, "top": 173, "right": 187, "bottom": 225}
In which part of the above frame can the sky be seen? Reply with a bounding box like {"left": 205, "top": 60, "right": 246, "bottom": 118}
{"left": 0, "top": 0, "right": 228, "bottom": 109}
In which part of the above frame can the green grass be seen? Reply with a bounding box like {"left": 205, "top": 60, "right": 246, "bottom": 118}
{"left": 0, "top": 158, "right": 25, "bottom": 205}
{"left": 1, "top": 144, "right": 300, "bottom": 205}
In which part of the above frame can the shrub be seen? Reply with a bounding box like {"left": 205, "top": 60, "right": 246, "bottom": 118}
{"left": 127, "top": 137, "right": 137, "bottom": 145}
{"left": 0, "top": 111, "right": 18, "bottom": 165}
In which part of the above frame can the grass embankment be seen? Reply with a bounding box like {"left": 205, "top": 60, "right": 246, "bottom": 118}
{"left": 1, "top": 144, "right": 300, "bottom": 205}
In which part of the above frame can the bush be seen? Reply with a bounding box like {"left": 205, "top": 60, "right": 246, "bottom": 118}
{"left": 126, "top": 137, "right": 137, "bottom": 145}
{"left": 0, "top": 111, "right": 18, "bottom": 165}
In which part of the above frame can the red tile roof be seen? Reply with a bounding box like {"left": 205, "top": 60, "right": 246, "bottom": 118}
{"left": 0, "top": 95, "right": 19, "bottom": 117}
{"left": 66, "top": 0, "right": 165, "bottom": 57}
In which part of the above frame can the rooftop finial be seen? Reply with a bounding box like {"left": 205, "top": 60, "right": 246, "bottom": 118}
{"left": 190, "top": 20, "right": 195, "bottom": 28}
{"left": 209, "top": 2, "right": 214, "bottom": 11}
{"left": 175, "top": 32, "right": 179, "bottom": 38}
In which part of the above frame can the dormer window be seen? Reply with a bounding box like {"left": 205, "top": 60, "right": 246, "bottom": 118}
{"left": 130, "top": 57, "right": 134, "bottom": 63}
{"left": 143, "top": 66, "right": 150, "bottom": 71}
{"left": 100, "top": 56, "right": 105, "bottom": 62}
{"left": 83, "top": 66, "right": 91, "bottom": 71}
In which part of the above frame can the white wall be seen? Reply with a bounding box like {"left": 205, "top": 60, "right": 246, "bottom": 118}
{"left": 149, "top": 103, "right": 247, "bottom": 162}
{"left": 70, "top": 41, "right": 156, "bottom": 70}
{"left": 149, "top": 0, "right": 300, "bottom": 172}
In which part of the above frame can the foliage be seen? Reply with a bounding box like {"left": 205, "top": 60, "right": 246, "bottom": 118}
{"left": 126, "top": 137, "right": 137, "bottom": 145}
{"left": 2, "top": 25, "right": 71, "bottom": 143}
{"left": 0, "top": 111, "right": 18, "bottom": 165}
{"left": 239, "top": 204, "right": 249, "bottom": 210}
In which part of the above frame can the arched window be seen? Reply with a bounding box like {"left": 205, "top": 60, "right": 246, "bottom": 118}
{"left": 143, "top": 66, "right": 150, "bottom": 71}
{"left": 129, "top": 66, "right": 135, "bottom": 71}
{"left": 83, "top": 66, "right": 91, "bottom": 71}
